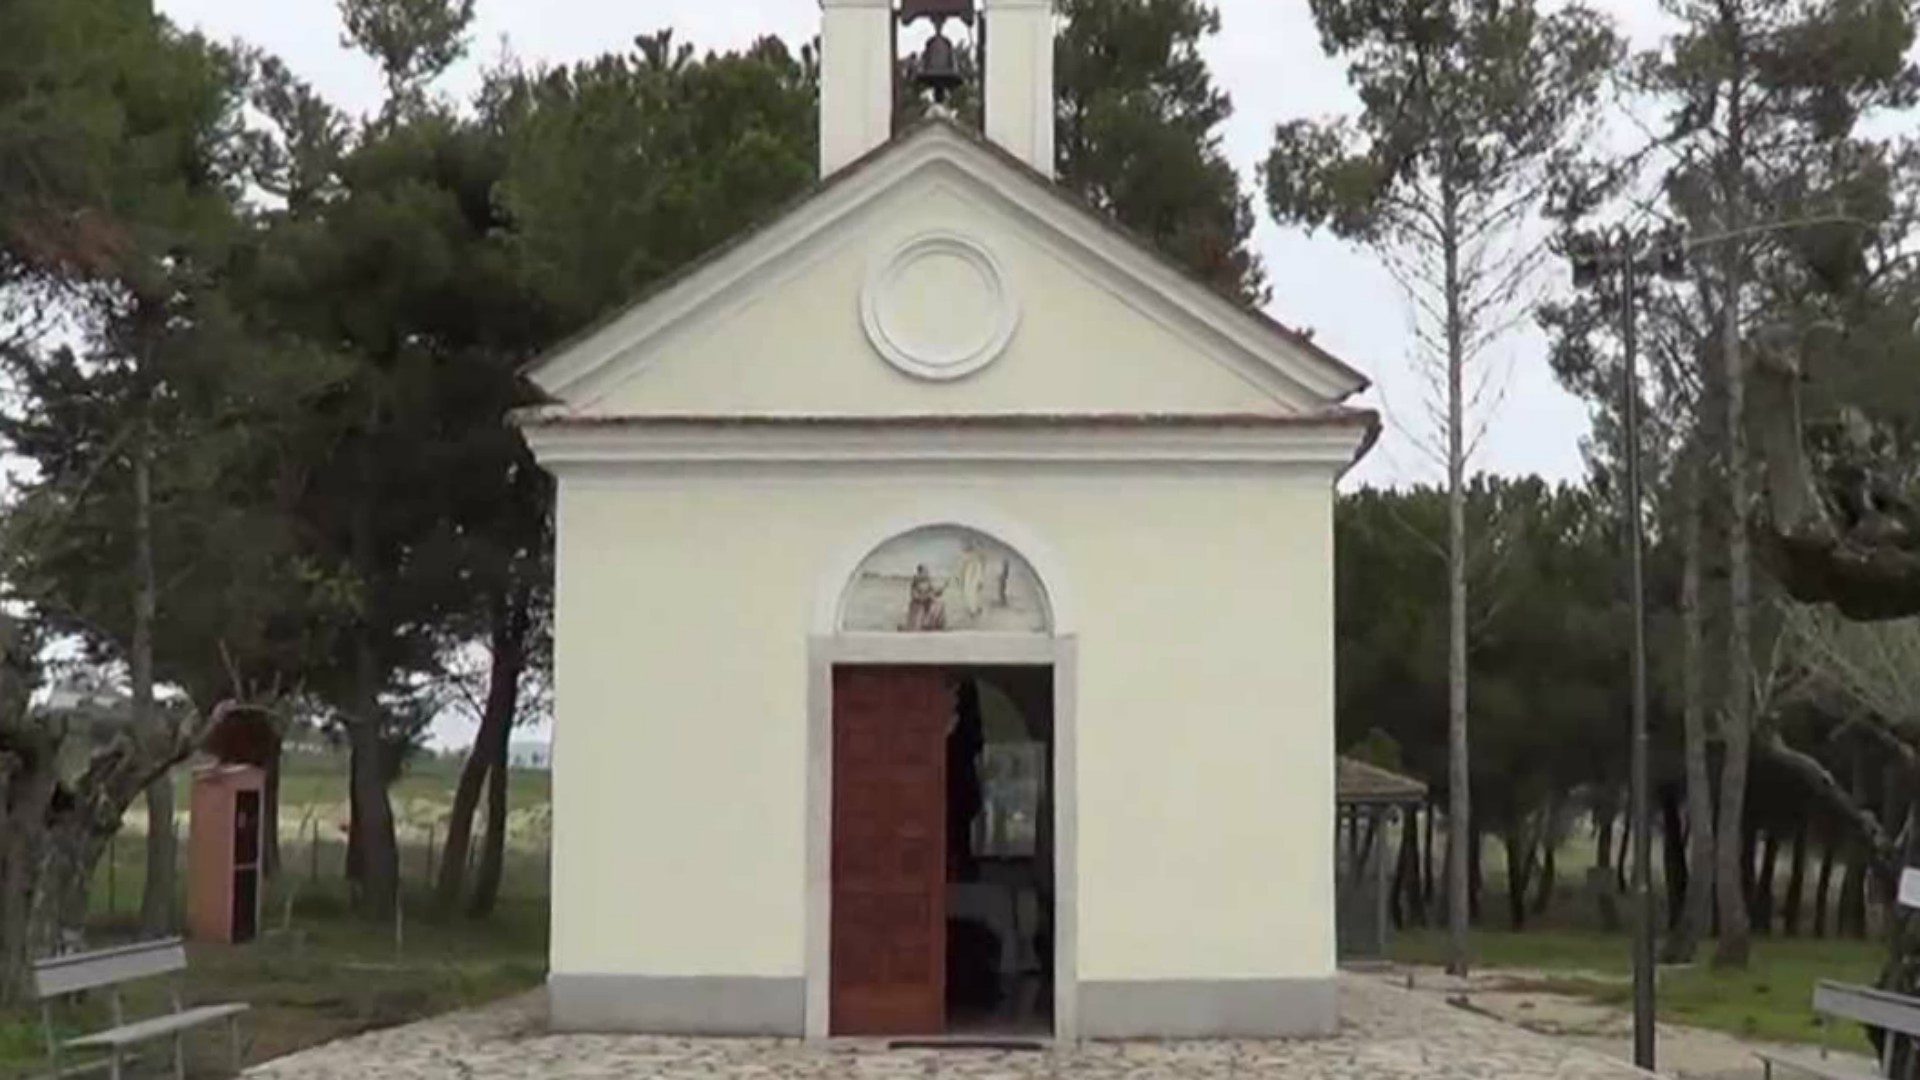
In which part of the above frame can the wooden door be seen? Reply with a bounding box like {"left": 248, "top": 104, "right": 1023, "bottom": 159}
{"left": 831, "top": 666, "right": 951, "bottom": 1036}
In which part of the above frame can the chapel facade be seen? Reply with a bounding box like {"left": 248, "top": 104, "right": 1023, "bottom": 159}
{"left": 518, "top": 0, "right": 1376, "bottom": 1041}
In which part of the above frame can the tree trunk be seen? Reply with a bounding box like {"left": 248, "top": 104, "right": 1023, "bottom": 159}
{"left": 1835, "top": 849, "right": 1866, "bottom": 933}
{"left": 0, "top": 730, "right": 62, "bottom": 1006}
{"left": 1534, "top": 832, "right": 1558, "bottom": 918}
{"left": 1741, "top": 820, "right": 1758, "bottom": 920}
{"left": 1877, "top": 767, "right": 1910, "bottom": 909}
{"left": 132, "top": 425, "right": 174, "bottom": 935}
{"left": 465, "top": 596, "right": 528, "bottom": 919}
{"left": 348, "top": 630, "right": 399, "bottom": 919}
{"left": 1505, "top": 825, "right": 1537, "bottom": 930}
{"left": 1839, "top": 751, "right": 1872, "bottom": 939}
{"left": 1618, "top": 813, "right": 1632, "bottom": 893}
{"left": 1815, "top": 835, "right": 1836, "bottom": 938}
{"left": 1662, "top": 783, "right": 1688, "bottom": 933}
{"left": 346, "top": 424, "right": 399, "bottom": 920}
{"left": 435, "top": 591, "right": 528, "bottom": 912}
{"left": 1753, "top": 828, "right": 1780, "bottom": 935}
{"left": 1712, "top": 42, "right": 1756, "bottom": 972}
{"left": 1442, "top": 179, "right": 1471, "bottom": 977}
{"left": 436, "top": 736, "right": 488, "bottom": 911}
{"left": 1423, "top": 799, "right": 1436, "bottom": 921}
{"left": 1782, "top": 822, "right": 1809, "bottom": 936}
{"left": 1840, "top": 844, "right": 1868, "bottom": 939}
{"left": 1596, "top": 794, "right": 1618, "bottom": 875}
{"left": 1675, "top": 445, "right": 1714, "bottom": 963}
{"left": 1468, "top": 821, "right": 1485, "bottom": 926}
{"left": 1395, "top": 807, "right": 1420, "bottom": 928}
{"left": 466, "top": 757, "right": 510, "bottom": 918}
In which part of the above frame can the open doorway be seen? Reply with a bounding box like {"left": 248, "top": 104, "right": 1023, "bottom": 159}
{"left": 944, "top": 667, "right": 1054, "bottom": 1035}
{"left": 827, "top": 663, "right": 1054, "bottom": 1038}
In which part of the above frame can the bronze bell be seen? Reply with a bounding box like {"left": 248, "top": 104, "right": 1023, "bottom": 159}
{"left": 900, "top": 0, "right": 975, "bottom": 26}
{"left": 916, "top": 31, "right": 965, "bottom": 99}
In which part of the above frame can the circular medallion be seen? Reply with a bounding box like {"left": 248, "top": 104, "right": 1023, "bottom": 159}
{"left": 861, "top": 232, "right": 1019, "bottom": 381}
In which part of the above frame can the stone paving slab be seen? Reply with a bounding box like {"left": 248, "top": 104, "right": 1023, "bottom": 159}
{"left": 246, "top": 974, "right": 1657, "bottom": 1079}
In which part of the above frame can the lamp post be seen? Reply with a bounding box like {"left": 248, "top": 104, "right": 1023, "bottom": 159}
{"left": 1564, "top": 210, "right": 1865, "bottom": 1074}
{"left": 1568, "top": 223, "right": 1684, "bottom": 1073}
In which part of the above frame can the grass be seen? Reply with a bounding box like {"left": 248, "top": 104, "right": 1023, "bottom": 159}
{"left": 1, "top": 896, "right": 547, "bottom": 1079}
{"left": 1390, "top": 928, "right": 1887, "bottom": 1051}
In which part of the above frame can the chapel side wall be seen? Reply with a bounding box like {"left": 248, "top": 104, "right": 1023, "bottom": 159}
{"left": 546, "top": 466, "right": 1338, "bottom": 1033}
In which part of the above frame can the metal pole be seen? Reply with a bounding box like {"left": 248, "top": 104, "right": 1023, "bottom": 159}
{"left": 1620, "top": 232, "right": 1657, "bottom": 1072}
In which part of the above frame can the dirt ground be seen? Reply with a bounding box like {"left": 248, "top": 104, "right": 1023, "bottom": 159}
{"left": 1381, "top": 966, "right": 1877, "bottom": 1080}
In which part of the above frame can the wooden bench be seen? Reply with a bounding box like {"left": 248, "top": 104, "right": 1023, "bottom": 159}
{"left": 33, "top": 938, "right": 248, "bottom": 1080}
{"left": 1756, "top": 980, "right": 1920, "bottom": 1080}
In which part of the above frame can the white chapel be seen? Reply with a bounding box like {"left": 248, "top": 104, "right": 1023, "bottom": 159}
{"left": 516, "top": 0, "right": 1377, "bottom": 1042}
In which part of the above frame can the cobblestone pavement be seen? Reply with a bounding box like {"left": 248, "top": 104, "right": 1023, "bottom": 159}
{"left": 246, "top": 974, "right": 1657, "bottom": 1079}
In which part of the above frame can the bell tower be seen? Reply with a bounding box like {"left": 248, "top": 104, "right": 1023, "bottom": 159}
{"left": 818, "top": 0, "right": 1054, "bottom": 180}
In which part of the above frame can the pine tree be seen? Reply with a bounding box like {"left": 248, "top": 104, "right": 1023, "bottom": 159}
{"left": 1266, "top": 0, "right": 1617, "bottom": 975}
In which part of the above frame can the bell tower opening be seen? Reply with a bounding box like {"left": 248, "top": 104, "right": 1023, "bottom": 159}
{"left": 817, "top": 0, "right": 1056, "bottom": 178}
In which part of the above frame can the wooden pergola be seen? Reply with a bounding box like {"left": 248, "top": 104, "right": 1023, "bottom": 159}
{"left": 1335, "top": 757, "right": 1427, "bottom": 960}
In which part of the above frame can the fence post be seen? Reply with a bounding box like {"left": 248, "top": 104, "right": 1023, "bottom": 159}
{"left": 107, "top": 833, "right": 117, "bottom": 916}
{"left": 308, "top": 819, "right": 318, "bottom": 888}
{"left": 426, "top": 824, "right": 437, "bottom": 888}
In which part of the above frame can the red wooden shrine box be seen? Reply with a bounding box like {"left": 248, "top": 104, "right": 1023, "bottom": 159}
{"left": 187, "top": 764, "right": 265, "bottom": 945}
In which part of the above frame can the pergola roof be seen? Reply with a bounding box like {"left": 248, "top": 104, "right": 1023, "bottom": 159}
{"left": 1337, "top": 757, "right": 1428, "bottom": 806}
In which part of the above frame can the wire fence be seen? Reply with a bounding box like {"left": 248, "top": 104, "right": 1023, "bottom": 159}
{"left": 90, "top": 800, "right": 553, "bottom": 929}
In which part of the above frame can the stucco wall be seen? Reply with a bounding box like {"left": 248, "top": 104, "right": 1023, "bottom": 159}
{"left": 548, "top": 465, "right": 1337, "bottom": 989}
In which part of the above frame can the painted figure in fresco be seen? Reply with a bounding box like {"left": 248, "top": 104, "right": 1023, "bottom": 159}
{"left": 956, "top": 540, "right": 989, "bottom": 622}
{"left": 902, "top": 564, "right": 948, "bottom": 631}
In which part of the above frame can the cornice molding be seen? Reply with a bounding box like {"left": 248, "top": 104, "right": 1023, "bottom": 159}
{"left": 519, "top": 414, "right": 1374, "bottom": 472}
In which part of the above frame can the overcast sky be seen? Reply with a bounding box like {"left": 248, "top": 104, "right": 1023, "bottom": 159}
{"left": 156, "top": 0, "right": 1713, "bottom": 494}
{"left": 141, "top": 1, "right": 1693, "bottom": 748}
{"left": 153, "top": 0, "right": 1696, "bottom": 489}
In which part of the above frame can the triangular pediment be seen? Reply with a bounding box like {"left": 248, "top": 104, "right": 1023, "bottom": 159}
{"left": 522, "top": 121, "right": 1368, "bottom": 422}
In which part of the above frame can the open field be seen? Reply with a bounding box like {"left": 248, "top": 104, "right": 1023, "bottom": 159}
{"left": 90, "top": 750, "right": 551, "bottom": 921}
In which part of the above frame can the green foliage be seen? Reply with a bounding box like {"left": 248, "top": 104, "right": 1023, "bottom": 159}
{"left": 0, "top": 0, "right": 146, "bottom": 278}
{"left": 1337, "top": 479, "right": 1625, "bottom": 823}
{"left": 339, "top": 0, "right": 477, "bottom": 111}
{"left": 1266, "top": 0, "right": 1618, "bottom": 246}
{"left": 0, "top": 12, "right": 335, "bottom": 708}
{"left": 1543, "top": 0, "right": 1920, "bottom": 621}
{"left": 1054, "top": 0, "right": 1266, "bottom": 304}
{"left": 484, "top": 31, "right": 818, "bottom": 335}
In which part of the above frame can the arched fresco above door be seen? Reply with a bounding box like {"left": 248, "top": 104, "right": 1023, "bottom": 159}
{"left": 839, "top": 526, "right": 1052, "bottom": 634}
